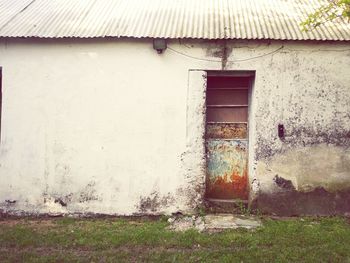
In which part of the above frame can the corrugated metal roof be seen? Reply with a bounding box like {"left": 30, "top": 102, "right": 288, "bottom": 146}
{"left": 0, "top": 0, "right": 349, "bottom": 40}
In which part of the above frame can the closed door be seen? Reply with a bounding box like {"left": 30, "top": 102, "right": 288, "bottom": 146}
{"left": 205, "top": 76, "right": 250, "bottom": 200}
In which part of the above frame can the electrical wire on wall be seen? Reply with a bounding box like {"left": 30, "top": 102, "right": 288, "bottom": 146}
{"left": 167, "top": 45, "right": 285, "bottom": 63}
{"left": 167, "top": 45, "right": 350, "bottom": 63}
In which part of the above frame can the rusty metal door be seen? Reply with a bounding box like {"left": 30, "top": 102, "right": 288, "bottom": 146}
{"left": 205, "top": 75, "right": 250, "bottom": 200}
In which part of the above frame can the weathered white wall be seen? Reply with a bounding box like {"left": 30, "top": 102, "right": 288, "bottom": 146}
{"left": 0, "top": 38, "right": 349, "bottom": 215}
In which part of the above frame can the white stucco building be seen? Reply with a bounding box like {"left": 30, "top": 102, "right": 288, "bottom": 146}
{"left": 0, "top": 0, "right": 349, "bottom": 216}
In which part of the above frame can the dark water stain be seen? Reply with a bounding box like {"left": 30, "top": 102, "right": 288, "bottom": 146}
{"left": 273, "top": 175, "right": 294, "bottom": 191}
{"left": 42, "top": 181, "right": 100, "bottom": 208}
{"left": 54, "top": 198, "right": 67, "bottom": 207}
{"left": 138, "top": 192, "right": 175, "bottom": 214}
{"left": 5, "top": 200, "right": 16, "bottom": 205}
{"left": 255, "top": 129, "right": 350, "bottom": 161}
{"left": 253, "top": 181, "right": 350, "bottom": 216}
{"left": 205, "top": 40, "right": 233, "bottom": 69}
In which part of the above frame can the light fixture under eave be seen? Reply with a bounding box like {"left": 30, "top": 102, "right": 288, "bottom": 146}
{"left": 153, "top": 38, "right": 167, "bottom": 54}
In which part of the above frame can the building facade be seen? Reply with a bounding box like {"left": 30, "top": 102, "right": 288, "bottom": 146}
{"left": 0, "top": 38, "right": 349, "bottom": 216}
{"left": 0, "top": 0, "right": 349, "bottom": 216}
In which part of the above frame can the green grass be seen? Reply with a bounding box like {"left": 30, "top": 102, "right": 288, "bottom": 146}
{"left": 0, "top": 216, "right": 350, "bottom": 262}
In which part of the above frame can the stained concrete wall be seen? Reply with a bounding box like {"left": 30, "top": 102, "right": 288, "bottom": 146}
{"left": 0, "top": 38, "right": 349, "bottom": 216}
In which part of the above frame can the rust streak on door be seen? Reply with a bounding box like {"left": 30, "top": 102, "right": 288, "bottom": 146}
{"left": 206, "top": 123, "right": 247, "bottom": 139}
{"left": 206, "top": 135, "right": 248, "bottom": 200}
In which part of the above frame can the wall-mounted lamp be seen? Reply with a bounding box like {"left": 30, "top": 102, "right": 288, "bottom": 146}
{"left": 153, "top": 38, "right": 167, "bottom": 54}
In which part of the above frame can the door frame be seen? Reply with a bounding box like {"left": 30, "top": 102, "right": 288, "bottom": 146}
{"left": 185, "top": 70, "right": 255, "bottom": 208}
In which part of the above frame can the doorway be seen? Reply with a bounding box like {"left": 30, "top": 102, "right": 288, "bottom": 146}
{"left": 205, "top": 72, "right": 254, "bottom": 201}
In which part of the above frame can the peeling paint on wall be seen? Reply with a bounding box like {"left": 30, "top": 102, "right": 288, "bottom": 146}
{"left": 178, "top": 70, "right": 207, "bottom": 212}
